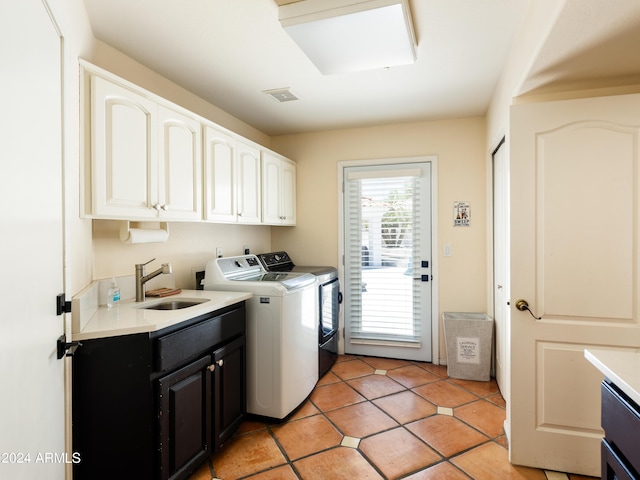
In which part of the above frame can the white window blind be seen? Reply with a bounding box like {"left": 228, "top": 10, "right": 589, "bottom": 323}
{"left": 345, "top": 170, "right": 422, "bottom": 346}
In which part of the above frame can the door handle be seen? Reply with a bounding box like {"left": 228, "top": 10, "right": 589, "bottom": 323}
{"left": 515, "top": 299, "right": 541, "bottom": 320}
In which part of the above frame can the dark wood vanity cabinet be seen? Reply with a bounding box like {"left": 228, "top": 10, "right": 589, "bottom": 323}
{"left": 73, "top": 302, "right": 246, "bottom": 480}
{"left": 601, "top": 380, "right": 640, "bottom": 479}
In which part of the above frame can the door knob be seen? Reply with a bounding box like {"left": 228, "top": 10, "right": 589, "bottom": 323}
{"left": 515, "top": 299, "right": 541, "bottom": 320}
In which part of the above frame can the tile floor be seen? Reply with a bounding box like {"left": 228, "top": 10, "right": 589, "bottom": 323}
{"left": 189, "top": 355, "right": 598, "bottom": 480}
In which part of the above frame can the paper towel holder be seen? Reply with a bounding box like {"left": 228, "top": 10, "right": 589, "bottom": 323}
{"left": 119, "top": 221, "right": 170, "bottom": 244}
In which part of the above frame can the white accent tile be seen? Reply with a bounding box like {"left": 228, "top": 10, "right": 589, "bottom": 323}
{"left": 341, "top": 436, "right": 360, "bottom": 448}
{"left": 544, "top": 472, "right": 569, "bottom": 480}
{"left": 437, "top": 406, "right": 454, "bottom": 416}
{"left": 374, "top": 369, "right": 387, "bottom": 375}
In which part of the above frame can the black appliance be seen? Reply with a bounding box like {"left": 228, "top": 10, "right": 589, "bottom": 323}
{"left": 257, "top": 251, "right": 340, "bottom": 377}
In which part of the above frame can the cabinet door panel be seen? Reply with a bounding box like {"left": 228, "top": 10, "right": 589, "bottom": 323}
{"left": 237, "top": 142, "right": 261, "bottom": 224}
{"left": 158, "top": 355, "right": 212, "bottom": 480}
{"left": 158, "top": 106, "right": 202, "bottom": 220}
{"left": 91, "top": 75, "right": 157, "bottom": 219}
{"left": 261, "top": 153, "right": 282, "bottom": 224}
{"left": 203, "top": 127, "right": 236, "bottom": 222}
{"left": 281, "top": 158, "right": 296, "bottom": 225}
{"left": 213, "top": 336, "right": 246, "bottom": 450}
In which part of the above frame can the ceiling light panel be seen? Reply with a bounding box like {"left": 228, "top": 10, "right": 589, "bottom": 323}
{"left": 279, "top": 0, "right": 417, "bottom": 75}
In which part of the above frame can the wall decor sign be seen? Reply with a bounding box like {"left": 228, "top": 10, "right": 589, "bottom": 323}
{"left": 454, "top": 201, "right": 470, "bottom": 227}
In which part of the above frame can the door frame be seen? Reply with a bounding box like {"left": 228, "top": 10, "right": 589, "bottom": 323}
{"left": 337, "top": 155, "right": 439, "bottom": 363}
{"left": 489, "top": 133, "right": 511, "bottom": 437}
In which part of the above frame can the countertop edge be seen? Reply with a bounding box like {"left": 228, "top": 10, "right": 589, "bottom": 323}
{"left": 585, "top": 348, "right": 640, "bottom": 406}
{"left": 72, "top": 290, "right": 252, "bottom": 341}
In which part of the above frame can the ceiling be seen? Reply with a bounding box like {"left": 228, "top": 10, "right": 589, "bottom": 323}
{"left": 82, "top": 0, "right": 640, "bottom": 136}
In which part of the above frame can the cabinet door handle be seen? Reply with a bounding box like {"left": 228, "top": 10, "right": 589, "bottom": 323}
{"left": 217, "top": 359, "right": 224, "bottom": 367}
{"left": 207, "top": 364, "right": 215, "bottom": 372}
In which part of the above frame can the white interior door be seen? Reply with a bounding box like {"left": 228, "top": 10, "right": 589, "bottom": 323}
{"left": 492, "top": 138, "right": 510, "bottom": 405}
{"left": 342, "top": 161, "right": 433, "bottom": 362}
{"left": 509, "top": 94, "right": 640, "bottom": 475}
{"left": 0, "top": 0, "right": 66, "bottom": 477}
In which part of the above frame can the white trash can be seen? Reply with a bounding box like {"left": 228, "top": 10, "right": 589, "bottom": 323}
{"left": 443, "top": 312, "right": 493, "bottom": 381}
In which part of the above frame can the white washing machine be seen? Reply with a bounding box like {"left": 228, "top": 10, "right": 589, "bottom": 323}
{"left": 203, "top": 255, "right": 318, "bottom": 419}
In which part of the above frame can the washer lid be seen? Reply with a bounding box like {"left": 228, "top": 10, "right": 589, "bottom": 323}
{"left": 204, "top": 254, "right": 316, "bottom": 291}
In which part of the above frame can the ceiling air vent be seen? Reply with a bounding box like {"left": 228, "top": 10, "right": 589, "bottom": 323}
{"left": 264, "top": 88, "right": 299, "bottom": 103}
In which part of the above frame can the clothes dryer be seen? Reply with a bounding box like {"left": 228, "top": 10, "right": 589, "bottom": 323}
{"left": 257, "top": 251, "right": 340, "bottom": 377}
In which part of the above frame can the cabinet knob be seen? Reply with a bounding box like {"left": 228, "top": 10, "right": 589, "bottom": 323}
{"left": 161, "top": 204, "right": 168, "bottom": 211}
{"left": 153, "top": 203, "right": 162, "bottom": 211}
{"left": 217, "top": 359, "right": 224, "bottom": 367}
{"left": 207, "top": 364, "right": 215, "bottom": 372}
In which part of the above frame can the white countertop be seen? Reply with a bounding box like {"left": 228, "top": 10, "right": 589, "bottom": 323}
{"left": 72, "top": 289, "right": 252, "bottom": 341}
{"left": 585, "top": 348, "right": 640, "bottom": 405}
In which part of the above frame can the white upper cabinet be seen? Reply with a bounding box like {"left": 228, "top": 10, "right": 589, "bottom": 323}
{"left": 203, "top": 125, "right": 262, "bottom": 224}
{"left": 90, "top": 75, "right": 157, "bottom": 219}
{"left": 262, "top": 151, "right": 296, "bottom": 225}
{"left": 83, "top": 62, "right": 295, "bottom": 226}
{"left": 203, "top": 126, "right": 237, "bottom": 222}
{"left": 89, "top": 74, "right": 201, "bottom": 221}
{"left": 236, "top": 141, "right": 262, "bottom": 224}
{"left": 157, "top": 105, "right": 202, "bottom": 221}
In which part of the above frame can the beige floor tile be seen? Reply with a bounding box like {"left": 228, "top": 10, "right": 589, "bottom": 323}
{"left": 449, "top": 378, "right": 501, "bottom": 397}
{"left": 387, "top": 364, "right": 442, "bottom": 388}
{"left": 294, "top": 447, "right": 384, "bottom": 480}
{"left": 188, "top": 460, "right": 213, "bottom": 480}
{"left": 212, "top": 429, "right": 286, "bottom": 479}
{"left": 359, "top": 427, "right": 441, "bottom": 479}
{"left": 415, "top": 362, "right": 450, "bottom": 378}
{"left": 454, "top": 400, "right": 505, "bottom": 438}
{"left": 330, "top": 358, "right": 376, "bottom": 380}
{"left": 487, "top": 392, "right": 507, "bottom": 408}
{"left": 412, "top": 379, "right": 479, "bottom": 408}
{"left": 317, "top": 371, "right": 341, "bottom": 386}
{"left": 451, "top": 442, "right": 548, "bottom": 480}
{"left": 346, "top": 373, "right": 406, "bottom": 399}
{"left": 234, "top": 419, "right": 267, "bottom": 436}
{"left": 326, "top": 401, "right": 398, "bottom": 438}
{"left": 404, "top": 461, "right": 472, "bottom": 479}
{"left": 286, "top": 399, "right": 320, "bottom": 421}
{"left": 272, "top": 414, "right": 342, "bottom": 461}
{"left": 360, "top": 356, "right": 413, "bottom": 371}
{"left": 243, "top": 464, "right": 299, "bottom": 480}
{"left": 406, "top": 415, "right": 488, "bottom": 457}
{"left": 310, "top": 381, "right": 366, "bottom": 412}
{"left": 372, "top": 390, "right": 437, "bottom": 424}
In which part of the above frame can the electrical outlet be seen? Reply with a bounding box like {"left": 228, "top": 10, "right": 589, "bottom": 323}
{"left": 443, "top": 244, "right": 452, "bottom": 257}
{"left": 216, "top": 247, "right": 223, "bottom": 258}
{"left": 243, "top": 244, "right": 250, "bottom": 255}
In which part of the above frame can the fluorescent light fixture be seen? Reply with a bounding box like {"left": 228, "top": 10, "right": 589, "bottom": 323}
{"left": 279, "top": 0, "right": 417, "bottom": 75}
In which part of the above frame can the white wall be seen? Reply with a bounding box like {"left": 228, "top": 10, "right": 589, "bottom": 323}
{"left": 271, "top": 117, "right": 487, "bottom": 361}
{"left": 92, "top": 221, "right": 271, "bottom": 289}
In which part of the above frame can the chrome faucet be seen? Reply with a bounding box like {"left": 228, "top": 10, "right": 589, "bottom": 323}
{"left": 135, "top": 258, "right": 172, "bottom": 302}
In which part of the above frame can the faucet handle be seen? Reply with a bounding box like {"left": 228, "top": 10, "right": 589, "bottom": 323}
{"left": 136, "top": 258, "right": 156, "bottom": 268}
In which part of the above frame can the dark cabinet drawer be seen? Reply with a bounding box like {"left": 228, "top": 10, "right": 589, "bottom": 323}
{"left": 156, "top": 306, "right": 245, "bottom": 372}
{"left": 602, "top": 381, "right": 640, "bottom": 471}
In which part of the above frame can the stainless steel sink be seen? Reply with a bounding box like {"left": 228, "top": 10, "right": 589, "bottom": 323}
{"left": 139, "top": 299, "right": 209, "bottom": 310}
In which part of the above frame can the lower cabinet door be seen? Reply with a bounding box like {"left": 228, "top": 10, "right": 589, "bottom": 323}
{"left": 158, "top": 355, "right": 212, "bottom": 480}
{"left": 602, "top": 439, "right": 637, "bottom": 480}
{"left": 212, "top": 336, "right": 246, "bottom": 450}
